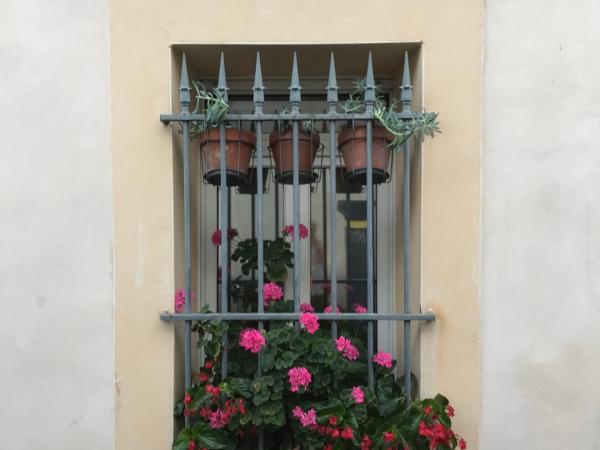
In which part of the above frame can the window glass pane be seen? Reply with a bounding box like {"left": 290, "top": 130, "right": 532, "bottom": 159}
{"left": 310, "top": 167, "right": 377, "bottom": 313}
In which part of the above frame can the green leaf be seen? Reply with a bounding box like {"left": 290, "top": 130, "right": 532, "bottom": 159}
{"left": 434, "top": 393, "right": 449, "bottom": 406}
{"left": 228, "top": 377, "right": 252, "bottom": 398}
{"left": 196, "top": 431, "right": 227, "bottom": 449}
{"left": 173, "top": 429, "right": 194, "bottom": 450}
{"left": 275, "top": 351, "right": 295, "bottom": 369}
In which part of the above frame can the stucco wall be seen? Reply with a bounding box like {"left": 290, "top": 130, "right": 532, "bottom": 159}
{"left": 0, "top": 1, "right": 114, "bottom": 449}
{"left": 110, "top": 1, "right": 482, "bottom": 449}
{"left": 481, "top": 1, "right": 600, "bottom": 448}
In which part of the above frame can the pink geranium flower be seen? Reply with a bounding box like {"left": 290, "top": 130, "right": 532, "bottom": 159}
{"left": 239, "top": 328, "right": 266, "bottom": 353}
{"left": 353, "top": 303, "right": 368, "bottom": 314}
{"left": 341, "top": 427, "right": 354, "bottom": 440}
{"left": 373, "top": 351, "right": 393, "bottom": 368}
{"left": 292, "top": 406, "right": 317, "bottom": 427}
{"left": 288, "top": 367, "right": 312, "bottom": 392}
{"left": 324, "top": 305, "right": 342, "bottom": 314}
{"left": 336, "top": 336, "right": 359, "bottom": 361}
{"left": 299, "top": 312, "right": 319, "bottom": 334}
{"left": 174, "top": 288, "right": 195, "bottom": 313}
{"left": 208, "top": 408, "right": 230, "bottom": 429}
{"left": 282, "top": 223, "right": 309, "bottom": 240}
{"left": 352, "top": 386, "right": 364, "bottom": 404}
{"left": 300, "top": 303, "right": 315, "bottom": 313}
{"left": 263, "top": 282, "right": 283, "bottom": 307}
{"left": 211, "top": 228, "right": 239, "bottom": 247}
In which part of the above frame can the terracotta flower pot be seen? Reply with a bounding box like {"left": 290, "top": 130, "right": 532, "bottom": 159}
{"left": 199, "top": 128, "right": 256, "bottom": 186}
{"left": 269, "top": 129, "right": 321, "bottom": 185}
{"left": 338, "top": 125, "right": 394, "bottom": 185}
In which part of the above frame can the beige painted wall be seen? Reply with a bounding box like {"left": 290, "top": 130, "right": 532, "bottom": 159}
{"left": 481, "top": 1, "right": 600, "bottom": 448}
{"left": 1, "top": 1, "right": 114, "bottom": 449}
{"left": 110, "top": 1, "right": 482, "bottom": 448}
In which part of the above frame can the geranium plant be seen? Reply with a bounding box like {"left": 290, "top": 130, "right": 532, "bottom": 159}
{"left": 230, "top": 224, "right": 307, "bottom": 284}
{"left": 174, "top": 312, "right": 466, "bottom": 450}
{"left": 174, "top": 227, "right": 466, "bottom": 449}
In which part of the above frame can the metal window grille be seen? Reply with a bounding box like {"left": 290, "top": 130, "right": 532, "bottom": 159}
{"left": 160, "top": 50, "right": 436, "bottom": 442}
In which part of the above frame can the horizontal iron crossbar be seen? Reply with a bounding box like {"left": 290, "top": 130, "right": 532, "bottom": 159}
{"left": 160, "top": 111, "right": 417, "bottom": 124}
{"left": 160, "top": 312, "right": 435, "bottom": 321}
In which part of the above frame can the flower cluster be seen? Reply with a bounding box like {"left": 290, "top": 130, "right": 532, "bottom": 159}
{"left": 282, "top": 223, "right": 309, "bottom": 240}
{"left": 360, "top": 434, "right": 374, "bottom": 450}
{"left": 352, "top": 386, "right": 364, "bottom": 404}
{"left": 288, "top": 367, "right": 312, "bottom": 392}
{"left": 205, "top": 384, "right": 221, "bottom": 401}
{"left": 336, "top": 336, "right": 359, "bottom": 360}
{"left": 174, "top": 288, "right": 195, "bottom": 313}
{"left": 292, "top": 406, "right": 317, "bottom": 427}
{"left": 324, "top": 304, "right": 342, "bottom": 314}
{"left": 417, "top": 405, "right": 466, "bottom": 449}
{"left": 262, "top": 282, "right": 283, "bottom": 307}
{"left": 239, "top": 328, "right": 266, "bottom": 353}
{"left": 309, "top": 417, "right": 356, "bottom": 448}
{"left": 353, "top": 303, "right": 368, "bottom": 313}
{"left": 373, "top": 351, "right": 393, "bottom": 368}
{"left": 300, "top": 303, "right": 315, "bottom": 313}
{"left": 299, "top": 312, "right": 319, "bottom": 334}
{"left": 178, "top": 288, "right": 466, "bottom": 450}
{"left": 419, "top": 420, "right": 466, "bottom": 449}
{"left": 203, "top": 398, "right": 246, "bottom": 430}
{"left": 211, "top": 227, "right": 239, "bottom": 247}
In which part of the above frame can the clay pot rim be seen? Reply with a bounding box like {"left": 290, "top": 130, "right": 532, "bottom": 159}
{"left": 198, "top": 127, "right": 256, "bottom": 148}
{"left": 338, "top": 125, "right": 394, "bottom": 148}
{"left": 268, "top": 128, "right": 321, "bottom": 148}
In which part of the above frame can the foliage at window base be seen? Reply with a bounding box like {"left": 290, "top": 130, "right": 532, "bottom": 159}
{"left": 174, "top": 307, "right": 466, "bottom": 450}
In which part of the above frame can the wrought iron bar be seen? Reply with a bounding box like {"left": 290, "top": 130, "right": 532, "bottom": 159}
{"left": 365, "top": 52, "right": 376, "bottom": 388}
{"left": 253, "top": 51, "right": 265, "bottom": 450}
{"left": 179, "top": 53, "right": 193, "bottom": 428}
{"left": 161, "top": 312, "right": 436, "bottom": 321}
{"left": 290, "top": 53, "right": 301, "bottom": 313}
{"left": 327, "top": 52, "right": 338, "bottom": 339}
{"left": 161, "top": 112, "right": 420, "bottom": 123}
{"left": 217, "top": 52, "right": 229, "bottom": 379}
{"left": 401, "top": 51, "right": 413, "bottom": 400}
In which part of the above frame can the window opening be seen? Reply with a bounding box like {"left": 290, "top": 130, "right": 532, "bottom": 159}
{"left": 160, "top": 48, "right": 437, "bottom": 448}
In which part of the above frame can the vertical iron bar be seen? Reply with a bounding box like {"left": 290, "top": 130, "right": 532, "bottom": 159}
{"left": 322, "top": 171, "right": 328, "bottom": 284}
{"left": 179, "top": 54, "right": 193, "bottom": 427}
{"left": 275, "top": 183, "right": 279, "bottom": 236}
{"left": 401, "top": 51, "right": 413, "bottom": 400}
{"left": 364, "top": 52, "right": 376, "bottom": 388}
{"left": 402, "top": 140, "right": 411, "bottom": 400}
{"left": 290, "top": 53, "right": 301, "bottom": 312}
{"left": 217, "top": 53, "right": 229, "bottom": 380}
{"left": 327, "top": 52, "right": 338, "bottom": 339}
{"left": 253, "top": 52, "right": 265, "bottom": 450}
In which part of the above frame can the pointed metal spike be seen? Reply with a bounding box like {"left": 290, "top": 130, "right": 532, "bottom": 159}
{"left": 364, "top": 51, "right": 376, "bottom": 107}
{"left": 253, "top": 52, "right": 265, "bottom": 108}
{"left": 327, "top": 52, "right": 338, "bottom": 110}
{"left": 401, "top": 51, "right": 413, "bottom": 112}
{"left": 402, "top": 51, "right": 411, "bottom": 87}
{"left": 217, "top": 52, "right": 229, "bottom": 102}
{"left": 179, "top": 53, "right": 191, "bottom": 113}
{"left": 289, "top": 52, "right": 301, "bottom": 111}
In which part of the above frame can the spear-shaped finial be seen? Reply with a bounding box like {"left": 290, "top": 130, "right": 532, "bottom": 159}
{"left": 179, "top": 53, "right": 191, "bottom": 113}
{"left": 364, "top": 51, "right": 376, "bottom": 112}
{"left": 289, "top": 52, "right": 301, "bottom": 113}
{"left": 327, "top": 52, "right": 338, "bottom": 113}
{"left": 253, "top": 52, "right": 265, "bottom": 112}
{"left": 400, "top": 51, "right": 413, "bottom": 113}
{"left": 217, "top": 52, "right": 229, "bottom": 103}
